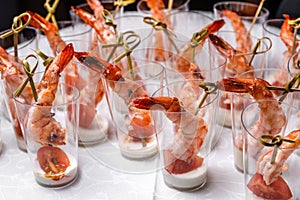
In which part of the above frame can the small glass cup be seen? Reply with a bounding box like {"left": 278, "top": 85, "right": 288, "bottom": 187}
{"left": 150, "top": 80, "right": 219, "bottom": 191}
{"left": 0, "top": 26, "right": 38, "bottom": 56}
{"left": 231, "top": 68, "right": 291, "bottom": 172}
{"left": 213, "top": 1, "right": 269, "bottom": 37}
{"left": 137, "top": 0, "right": 190, "bottom": 15}
{"left": 211, "top": 30, "right": 271, "bottom": 128}
{"left": 13, "top": 83, "right": 80, "bottom": 188}
{"left": 104, "top": 59, "right": 165, "bottom": 160}
{"left": 242, "top": 100, "right": 300, "bottom": 200}
{"left": 163, "top": 10, "right": 213, "bottom": 38}
{"left": 0, "top": 56, "right": 45, "bottom": 152}
{"left": 58, "top": 39, "right": 110, "bottom": 145}
{"left": 287, "top": 50, "right": 300, "bottom": 108}
{"left": 262, "top": 18, "right": 300, "bottom": 71}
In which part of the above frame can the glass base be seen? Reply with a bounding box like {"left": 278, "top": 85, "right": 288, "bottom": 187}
{"left": 16, "top": 137, "right": 27, "bottom": 153}
{"left": 35, "top": 172, "right": 78, "bottom": 189}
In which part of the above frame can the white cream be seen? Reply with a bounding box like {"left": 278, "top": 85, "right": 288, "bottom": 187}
{"left": 162, "top": 162, "right": 207, "bottom": 190}
{"left": 216, "top": 107, "right": 232, "bottom": 128}
{"left": 78, "top": 114, "right": 108, "bottom": 145}
{"left": 233, "top": 145, "right": 244, "bottom": 172}
{"left": 34, "top": 154, "right": 78, "bottom": 188}
{"left": 119, "top": 138, "right": 158, "bottom": 159}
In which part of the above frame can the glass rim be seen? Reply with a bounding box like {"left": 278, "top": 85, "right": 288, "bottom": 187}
{"left": 13, "top": 82, "right": 80, "bottom": 108}
{"left": 241, "top": 99, "right": 300, "bottom": 149}
{"left": 262, "top": 18, "right": 300, "bottom": 41}
{"left": 104, "top": 58, "right": 166, "bottom": 83}
{"left": 213, "top": 1, "right": 270, "bottom": 20}
{"left": 215, "top": 30, "right": 271, "bottom": 55}
{"left": 152, "top": 79, "right": 219, "bottom": 111}
{"left": 137, "top": 0, "right": 191, "bottom": 14}
{"left": 163, "top": 10, "right": 213, "bottom": 20}
{"left": 0, "top": 26, "right": 38, "bottom": 53}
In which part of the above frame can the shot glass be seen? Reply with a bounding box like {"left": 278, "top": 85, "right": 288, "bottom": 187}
{"left": 213, "top": 1, "right": 269, "bottom": 37}
{"left": 0, "top": 55, "right": 45, "bottom": 152}
{"left": 57, "top": 39, "right": 110, "bottom": 145}
{"left": 287, "top": 50, "right": 300, "bottom": 108}
{"left": 262, "top": 18, "right": 300, "bottom": 71}
{"left": 0, "top": 26, "right": 38, "bottom": 56}
{"left": 13, "top": 83, "right": 80, "bottom": 188}
{"left": 242, "top": 100, "right": 300, "bottom": 200}
{"left": 149, "top": 79, "right": 219, "bottom": 191}
{"left": 210, "top": 30, "right": 271, "bottom": 128}
{"left": 231, "top": 68, "right": 291, "bottom": 172}
{"left": 103, "top": 59, "right": 165, "bottom": 160}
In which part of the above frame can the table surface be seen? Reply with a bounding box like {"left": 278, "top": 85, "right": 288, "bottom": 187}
{"left": 0, "top": 116, "right": 244, "bottom": 200}
{"left": 0, "top": 10, "right": 248, "bottom": 200}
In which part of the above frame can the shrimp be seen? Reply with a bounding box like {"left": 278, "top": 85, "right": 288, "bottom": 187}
{"left": 176, "top": 19, "right": 225, "bottom": 79}
{"left": 280, "top": 14, "right": 298, "bottom": 55}
{"left": 24, "top": 11, "right": 64, "bottom": 56}
{"left": 71, "top": 6, "right": 116, "bottom": 44}
{"left": 247, "top": 130, "right": 300, "bottom": 200}
{"left": 86, "top": 0, "right": 105, "bottom": 21}
{"left": 133, "top": 96, "right": 207, "bottom": 174}
{"left": 221, "top": 10, "right": 252, "bottom": 53}
{"left": 209, "top": 33, "right": 254, "bottom": 77}
{"left": 75, "top": 52, "right": 156, "bottom": 140}
{"left": 25, "top": 43, "right": 74, "bottom": 145}
{"left": 256, "top": 130, "right": 300, "bottom": 185}
{"left": 218, "top": 77, "right": 287, "bottom": 155}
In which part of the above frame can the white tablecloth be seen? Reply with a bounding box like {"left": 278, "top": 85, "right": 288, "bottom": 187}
{"left": 0, "top": 117, "right": 244, "bottom": 200}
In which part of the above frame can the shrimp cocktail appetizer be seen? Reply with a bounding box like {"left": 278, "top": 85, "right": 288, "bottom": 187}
{"left": 13, "top": 44, "right": 80, "bottom": 188}
{"left": 74, "top": 51, "right": 165, "bottom": 160}
{"left": 131, "top": 78, "right": 219, "bottom": 191}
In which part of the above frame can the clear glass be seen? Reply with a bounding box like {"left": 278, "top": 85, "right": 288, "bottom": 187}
{"left": 211, "top": 30, "right": 271, "bottom": 128}
{"left": 287, "top": 50, "right": 300, "bottom": 109}
{"left": 13, "top": 83, "right": 79, "bottom": 188}
{"left": 37, "top": 20, "right": 92, "bottom": 57}
{"left": 0, "top": 26, "right": 38, "bottom": 56}
{"left": 58, "top": 39, "right": 111, "bottom": 145}
{"left": 262, "top": 18, "right": 300, "bottom": 71}
{"left": 0, "top": 57, "right": 45, "bottom": 152}
{"left": 213, "top": 1, "right": 269, "bottom": 37}
{"left": 150, "top": 80, "right": 219, "bottom": 191}
{"left": 231, "top": 68, "right": 292, "bottom": 172}
{"left": 163, "top": 10, "right": 213, "bottom": 38}
{"left": 242, "top": 100, "right": 300, "bottom": 199}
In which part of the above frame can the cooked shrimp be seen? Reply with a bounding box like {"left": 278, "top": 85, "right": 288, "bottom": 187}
{"left": 75, "top": 52, "right": 156, "bottom": 140}
{"left": 86, "top": 0, "right": 105, "bottom": 21}
{"left": 133, "top": 96, "right": 208, "bottom": 174}
{"left": 176, "top": 19, "right": 225, "bottom": 79}
{"left": 71, "top": 6, "right": 115, "bottom": 44}
{"left": 280, "top": 14, "right": 298, "bottom": 55}
{"left": 219, "top": 77, "right": 287, "bottom": 155}
{"left": 25, "top": 11, "right": 64, "bottom": 56}
{"left": 221, "top": 10, "right": 252, "bottom": 53}
{"left": 256, "top": 130, "right": 300, "bottom": 185}
{"left": 25, "top": 43, "right": 74, "bottom": 145}
{"left": 209, "top": 33, "right": 254, "bottom": 77}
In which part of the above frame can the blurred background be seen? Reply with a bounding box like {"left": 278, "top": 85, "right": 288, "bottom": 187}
{"left": 0, "top": 0, "right": 298, "bottom": 31}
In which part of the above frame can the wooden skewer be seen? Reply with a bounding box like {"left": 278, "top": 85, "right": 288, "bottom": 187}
{"left": 247, "top": 0, "right": 266, "bottom": 35}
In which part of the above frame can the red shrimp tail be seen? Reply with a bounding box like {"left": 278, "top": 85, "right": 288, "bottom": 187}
{"left": 247, "top": 173, "right": 292, "bottom": 200}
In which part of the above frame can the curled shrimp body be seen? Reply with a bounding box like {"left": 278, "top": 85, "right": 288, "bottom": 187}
{"left": 26, "top": 44, "right": 74, "bottom": 145}
{"left": 280, "top": 14, "right": 298, "bottom": 55}
{"left": 86, "top": 0, "right": 105, "bottom": 21}
{"left": 133, "top": 96, "right": 208, "bottom": 174}
{"left": 219, "top": 78, "right": 287, "bottom": 155}
{"left": 221, "top": 10, "right": 252, "bottom": 53}
{"left": 209, "top": 34, "right": 254, "bottom": 77}
{"left": 71, "top": 6, "right": 115, "bottom": 44}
